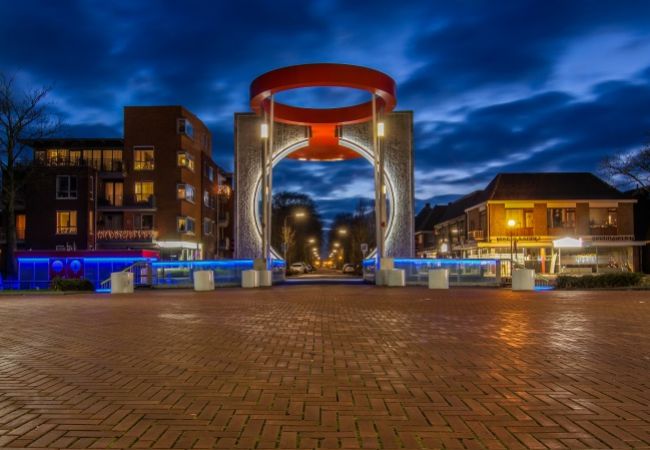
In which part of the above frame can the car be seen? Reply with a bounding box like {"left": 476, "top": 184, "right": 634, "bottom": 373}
{"left": 342, "top": 263, "right": 356, "bottom": 274}
{"left": 305, "top": 264, "right": 315, "bottom": 272}
{"left": 289, "top": 262, "right": 308, "bottom": 275}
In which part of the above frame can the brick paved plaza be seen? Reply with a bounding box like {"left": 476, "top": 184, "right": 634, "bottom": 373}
{"left": 0, "top": 286, "right": 649, "bottom": 449}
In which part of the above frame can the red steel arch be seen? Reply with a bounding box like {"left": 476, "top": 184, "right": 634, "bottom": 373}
{"left": 250, "top": 63, "right": 397, "bottom": 160}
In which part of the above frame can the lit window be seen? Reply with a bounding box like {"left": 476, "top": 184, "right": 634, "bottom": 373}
{"left": 203, "top": 190, "right": 215, "bottom": 208}
{"left": 16, "top": 214, "right": 26, "bottom": 240}
{"left": 56, "top": 176, "right": 78, "bottom": 199}
{"left": 203, "top": 218, "right": 214, "bottom": 236}
{"left": 176, "top": 183, "right": 195, "bottom": 203}
{"left": 177, "top": 216, "right": 195, "bottom": 234}
{"left": 104, "top": 182, "right": 124, "bottom": 206}
{"left": 134, "top": 146, "right": 155, "bottom": 170}
{"left": 177, "top": 151, "right": 195, "bottom": 171}
{"left": 82, "top": 149, "right": 102, "bottom": 170}
{"left": 102, "top": 149, "right": 123, "bottom": 172}
{"left": 47, "top": 149, "right": 69, "bottom": 166}
{"left": 177, "top": 118, "right": 194, "bottom": 139}
{"left": 548, "top": 208, "right": 576, "bottom": 228}
{"left": 135, "top": 181, "right": 154, "bottom": 203}
{"left": 56, "top": 211, "right": 77, "bottom": 234}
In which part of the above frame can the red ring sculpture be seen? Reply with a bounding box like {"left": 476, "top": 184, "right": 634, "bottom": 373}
{"left": 250, "top": 63, "right": 397, "bottom": 160}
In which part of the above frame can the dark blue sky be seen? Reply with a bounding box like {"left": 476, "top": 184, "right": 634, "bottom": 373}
{"left": 2, "top": 0, "right": 650, "bottom": 223}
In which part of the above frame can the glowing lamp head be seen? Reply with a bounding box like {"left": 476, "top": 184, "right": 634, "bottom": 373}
{"left": 260, "top": 123, "right": 269, "bottom": 139}
{"left": 377, "top": 122, "right": 385, "bottom": 137}
{"left": 507, "top": 219, "right": 516, "bottom": 228}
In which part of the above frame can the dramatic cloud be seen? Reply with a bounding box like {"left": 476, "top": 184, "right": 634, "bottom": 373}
{"left": 2, "top": 0, "right": 650, "bottom": 221}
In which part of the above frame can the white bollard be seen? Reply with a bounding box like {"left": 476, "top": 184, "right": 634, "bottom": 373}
{"left": 110, "top": 272, "right": 134, "bottom": 294}
{"left": 428, "top": 269, "right": 449, "bottom": 289}
{"left": 512, "top": 268, "right": 535, "bottom": 291}
{"left": 193, "top": 270, "right": 215, "bottom": 291}
{"left": 241, "top": 270, "right": 259, "bottom": 288}
{"left": 257, "top": 270, "right": 272, "bottom": 287}
{"left": 387, "top": 269, "right": 406, "bottom": 287}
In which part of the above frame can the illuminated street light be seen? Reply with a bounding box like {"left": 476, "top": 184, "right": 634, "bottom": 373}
{"left": 377, "top": 122, "right": 385, "bottom": 138}
{"left": 282, "top": 210, "right": 308, "bottom": 262}
{"left": 333, "top": 242, "right": 340, "bottom": 248}
{"left": 337, "top": 228, "right": 348, "bottom": 235}
{"left": 260, "top": 123, "right": 269, "bottom": 139}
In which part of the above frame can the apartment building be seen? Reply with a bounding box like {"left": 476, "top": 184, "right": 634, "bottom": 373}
{"left": 22, "top": 106, "right": 233, "bottom": 260}
{"left": 420, "top": 173, "right": 647, "bottom": 273}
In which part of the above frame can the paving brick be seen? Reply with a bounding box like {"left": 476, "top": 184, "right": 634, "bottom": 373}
{"left": 0, "top": 286, "right": 648, "bottom": 449}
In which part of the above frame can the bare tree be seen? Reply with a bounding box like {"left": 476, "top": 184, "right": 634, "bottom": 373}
{"left": 600, "top": 141, "right": 650, "bottom": 194}
{"left": 0, "top": 74, "right": 60, "bottom": 276}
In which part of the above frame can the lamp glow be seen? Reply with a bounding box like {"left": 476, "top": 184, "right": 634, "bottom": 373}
{"left": 377, "top": 122, "right": 385, "bottom": 137}
{"left": 260, "top": 123, "right": 269, "bottom": 139}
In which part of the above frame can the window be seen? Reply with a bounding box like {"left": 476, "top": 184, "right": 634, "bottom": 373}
{"left": 70, "top": 150, "right": 82, "bottom": 165}
{"left": 177, "top": 216, "right": 195, "bottom": 234}
{"left": 135, "top": 181, "right": 154, "bottom": 203}
{"left": 47, "top": 149, "right": 69, "bottom": 166}
{"left": 56, "top": 211, "right": 77, "bottom": 234}
{"left": 102, "top": 149, "right": 123, "bottom": 172}
{"left": 177, "top": 118, "right": 194, "bottom": 139}
{"left": 16, "top": 214, "right": 26, "bottom": 240}
{"left": 548, "top": 208, "right": 576, "bottom": 228}
{"left": 176, "top": 183, "right": 195, "bottom": 203}
{"left": 56, "top": 176, "right": 78, "bottom": 199}
{"left": 203, "top": 218, "right": 214, "bottom": 236}
{"left": 134, "top": 146, "right": 155, "bottom": 170}
{"left": 203, "top": 190, "right": 215, "bottom": 208}
{"left": 590, "top": 208, "right": 617, "bottom": 228}
{"left": 206, "top": 165, "right": 215, "bottom": 182}
{"left": 104, "top": 182, "right": 124, "bottom": 206}
{"left": 135, "top": 214, "right": 154, "bottom": 230}
{"left": 177, "top": 151, "right": 195, "bottom": 171}
{"left": 82, "top": 149, "right": 102, "bottom": 170}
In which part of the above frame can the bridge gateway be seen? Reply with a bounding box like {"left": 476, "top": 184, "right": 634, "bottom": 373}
{"left": 234, "top": 63, "right": 415, "bottom": 264}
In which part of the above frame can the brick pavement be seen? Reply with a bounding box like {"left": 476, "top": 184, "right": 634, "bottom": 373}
{"left": 0, "top": 286, "right": 649, "bottom": 449}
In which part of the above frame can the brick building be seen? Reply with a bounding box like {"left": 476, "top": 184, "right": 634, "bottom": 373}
{"left": 21, "top": 106, "right": 233, "bottom": 260}
{"left": 417, "top": 173, "right": 648, "bottom": 273}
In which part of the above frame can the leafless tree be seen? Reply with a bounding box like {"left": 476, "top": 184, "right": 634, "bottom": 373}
{"left": 600, "top": 141, "right": 650, "bottom": 194}
{"left": 0, "top": 73, "right": 60, "bottom": 275}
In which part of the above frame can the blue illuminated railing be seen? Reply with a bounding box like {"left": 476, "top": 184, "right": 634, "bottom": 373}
{"left": 363, "top": 258, "right": 501, "bottom": 286}
{"left": 151, "top": 259, "right": 286, "bottom": 288}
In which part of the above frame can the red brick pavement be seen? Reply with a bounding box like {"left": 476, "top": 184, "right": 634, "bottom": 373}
{"left": 0, "top": 286, "right": 649, "bottom": 449}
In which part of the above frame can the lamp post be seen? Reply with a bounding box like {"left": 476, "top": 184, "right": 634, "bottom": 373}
{"left": 507, "top": 219, "right": 516, "bottom": 274}
{"left": 283, "top": 211, "right": 306, "bottom": 263}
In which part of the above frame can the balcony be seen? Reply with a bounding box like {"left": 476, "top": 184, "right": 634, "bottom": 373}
{"left": 97, "top": 195, "right": 156, "bottom": 211}
{"left": 468, "top": 229, "right": 485, "bottom": 241}
{"left": 35, "top": 158, "right": 126, "bottom": 174}
{"left": 96, "top": 229, "right": 155, "bottom": 242}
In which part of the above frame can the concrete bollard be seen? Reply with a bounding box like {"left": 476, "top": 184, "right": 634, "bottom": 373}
{"left": 193, "top": 270, "right": 215, "bottom": 291}
{"left": 387, "top": 269, "right": 406, "bottom": 287}
{"left": 241, "top": 270, "right": 259, "bottom": 288}
{"left": 257, "top": 270, "right": 272, "bottom": 287}
{"left": 428, "top": 269, "right": 449, "bottom": 289}
{"left": 110, "top": 272, "right": 134, "bottom": 294}
{"left": 512, "top": 268, "right": 535, "bottom": 291}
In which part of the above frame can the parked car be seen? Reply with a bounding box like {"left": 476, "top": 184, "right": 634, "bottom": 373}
{"left": 289, "top": 262, "right": 308, "bottom": 275}
{"left": 342, "top": 263, "right": 356, "bottom": 274}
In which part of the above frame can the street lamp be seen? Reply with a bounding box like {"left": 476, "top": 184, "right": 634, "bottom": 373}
{"left": 283, "top": 210, "right": 307, "bottom": 262}
{"left": 507, "top": 219, "right": 516, "bottom": 274}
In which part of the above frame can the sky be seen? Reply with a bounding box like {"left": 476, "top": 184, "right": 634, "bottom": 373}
{"left": 2, "top": 0, "right": 650, "bottom": 224}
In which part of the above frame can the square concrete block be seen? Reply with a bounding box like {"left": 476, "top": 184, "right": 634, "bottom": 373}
{"left": 376, "top": 269, "right": 389, "bottom": 286}
{"left": 257, "top": 269, "right": 272, "bottom": 287}
{"left": 193, "top": 270, "right": 215, "bottom": 291}
{"left": 241, "top": 270, "right": 259, "bottom": 288}
{"left": 512, "top": 268, "right": 535, "bottom": 291}
{"left": 428, "top": 269, "right": 449, "bottom": 289}
{"left": 111, "top": 272, "right": 134, "bottom": 294}
{"left": 387, "top": 269, "right": 406, "bottom": 287}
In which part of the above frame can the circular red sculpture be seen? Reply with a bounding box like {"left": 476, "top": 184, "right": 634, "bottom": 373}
{"left": 250, "top": 63, "right": 397, "bottom": 160}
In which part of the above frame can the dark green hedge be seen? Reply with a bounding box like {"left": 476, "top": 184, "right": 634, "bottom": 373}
{"left": 556, "top": 272, "right": 644, "bottom": 289}
{"left": 50, "top": 277, "right": 95, "bottom": 291}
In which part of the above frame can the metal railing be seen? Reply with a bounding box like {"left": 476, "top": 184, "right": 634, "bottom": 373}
{"left": 98, "top": 261, "right": 152, "bottom": 291}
